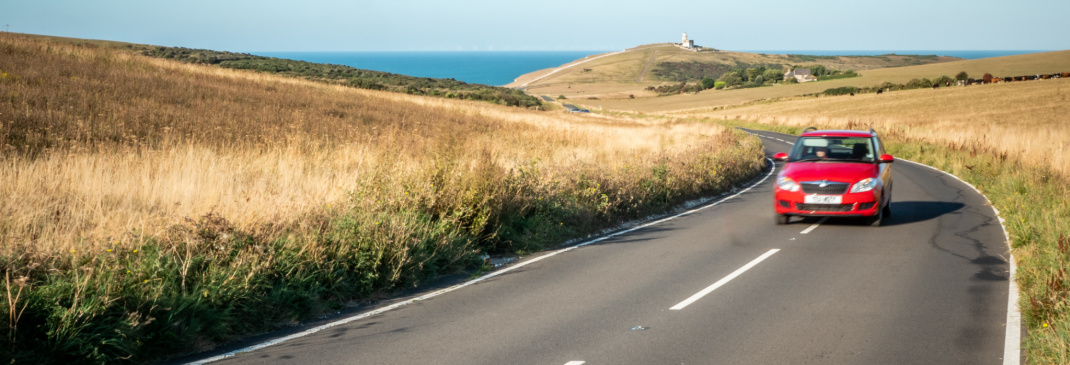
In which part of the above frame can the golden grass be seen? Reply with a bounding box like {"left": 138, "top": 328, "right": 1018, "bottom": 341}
{"left": 0, "top": 32, "right": 746, "bottom": 254}
{"left": 684, "top": 78, "right": 1070, "bottom": 176}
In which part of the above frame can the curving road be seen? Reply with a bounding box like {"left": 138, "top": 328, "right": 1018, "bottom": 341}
{"left": 195, "top": 129, "right": 1016, "bottom": 365}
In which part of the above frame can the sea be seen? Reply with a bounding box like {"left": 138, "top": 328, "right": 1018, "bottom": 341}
{"left": 258, "top": 51, "right": 608, "bottom": 87}
{"left": 256, "top": 50, "right": 1049, "bottom": 87}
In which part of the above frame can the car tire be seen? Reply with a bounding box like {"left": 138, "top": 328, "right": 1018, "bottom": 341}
{"left": 882, "top": 200, "right": 892, "bottom": 217}
{"left": 776, "top": 214, "right": 789, "bottom": 225}
{"left": 869, "top": 207, "right": 884, "bottom": 226}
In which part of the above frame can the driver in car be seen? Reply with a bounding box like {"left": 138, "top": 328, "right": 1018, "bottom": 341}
{"left": 815, "top": 147, "right": 829, "bottom": 159}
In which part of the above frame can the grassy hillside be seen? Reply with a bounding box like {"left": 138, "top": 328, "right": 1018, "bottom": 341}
{"left": 688, "top": 78, "right": 1070, "bottom": 363}
{"left": 16, "top": 33, "right": 542, "bottom": 108}
{"left": 511, "top": 43, "right": 960, "bottom": 99}
{"left": 580, "top": 49, "right": 1070, "bottom": 113}
{"left": 0, "top": 33, "right": 765, "bottom": 363}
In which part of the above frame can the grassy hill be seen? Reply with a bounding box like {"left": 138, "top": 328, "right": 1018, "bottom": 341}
{"left": 14, "top": 33, "right": 543, "bottom": 108}
{"left": 575, "top": 49, "right": 1070, "bottom": 113}
{"left": 509, "top": 43, "right": 961, "bottom": 99}
{"left": 0, "top": 33, "right": 765, "bottom": 363}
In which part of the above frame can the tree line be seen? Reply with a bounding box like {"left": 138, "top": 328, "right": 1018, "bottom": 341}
{"left": 649, "top": 60, "right": 858, "bottom": 96}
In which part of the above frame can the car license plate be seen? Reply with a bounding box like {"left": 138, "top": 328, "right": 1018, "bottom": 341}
{"left": 804, "top": 195, "right": 842, "bottom": 204}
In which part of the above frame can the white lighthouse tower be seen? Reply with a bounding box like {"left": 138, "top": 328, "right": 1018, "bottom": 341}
{"left": 681, "top": 32, "right": 694, "bottom": 50}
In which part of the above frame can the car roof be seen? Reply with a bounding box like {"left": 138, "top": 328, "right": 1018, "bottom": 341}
{"left": 800, "top": 129, "right": 874, "bottom": 138}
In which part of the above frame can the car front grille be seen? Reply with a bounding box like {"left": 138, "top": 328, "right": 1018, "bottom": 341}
{"left": 796, "top": 203, "right": 855, "bottom": 212}
{"left": 800, "top": 181, "right": 850, "bottom": 195}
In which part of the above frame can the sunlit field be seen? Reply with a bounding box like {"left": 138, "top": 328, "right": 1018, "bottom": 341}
{"left": 0, "top": 33, "right": 765, "bottom": 362}
{"left": 688, "top": 78, "right": 1070, "bottom": 176}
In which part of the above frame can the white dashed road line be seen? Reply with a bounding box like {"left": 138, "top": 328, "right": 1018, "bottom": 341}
{"left": 800, "top": 217, "right": 828, "bottom": 234}
{"left": 670, "top": 249, "right": 780, "bottom": 310}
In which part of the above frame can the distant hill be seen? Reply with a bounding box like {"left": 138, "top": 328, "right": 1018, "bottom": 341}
{"left": 14, "top": 33, "right": 542, "bottom": 108}
{"left": 580, "top": 48, "right": 1070, "bottom": 114}
{"left": 133, "top": 45, "right": 543, "bottom": 108}
{"left": 508, "top": 43, "right": 961, "bottom": 98}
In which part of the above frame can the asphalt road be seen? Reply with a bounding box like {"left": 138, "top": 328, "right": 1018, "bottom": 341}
{"left": 201, "top": 130, "right": 1014, "bottom": 365}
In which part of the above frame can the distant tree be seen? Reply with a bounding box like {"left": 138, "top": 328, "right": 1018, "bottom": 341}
{"left": 905, "top": 78, "right": 933, "bottom": 89}
{"left": 933, "top": 75, "right": 955, "bottom": 87}
{"left": 746, "top": 68, "right": 761, "bottom": 81}
{"left": 558, "top": 95, "right": 567, "bottom": 100}
{"left": 720, "top": 74, "right": 743, "bottom": 87}
{"left": 754, "top": 75, "right": 765, "bottom": 84}
{"left": 783, "top": 76, "right": 798, "bottom": 84}
{"left": 763, "top": 69, "right": 783, "bottom": 83}
{"left": 701, "top": 76, "right": 717, "bottom": 90}
{"left": 956, "top": 71, "right": 969, "bottom": 81}
{"left": 714, "top": 81, "right": 726, "bottom": 89}
{"left": 805, "top": 64, "right": 828, "bottom": 77}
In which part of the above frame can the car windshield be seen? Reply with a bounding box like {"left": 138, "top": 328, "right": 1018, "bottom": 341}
{"left": 789, "top": 136, "right": 875, "bottom": 163}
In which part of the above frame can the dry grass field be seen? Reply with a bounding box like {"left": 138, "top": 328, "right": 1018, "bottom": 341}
{"left": 689, "top": 78, "right": 1070, "bottom": 176}
{"left": 0, "top": 33, "right": 766, "bottom": 362}
{"left": 0, "top": 33, "right": 758, "bottom": 254}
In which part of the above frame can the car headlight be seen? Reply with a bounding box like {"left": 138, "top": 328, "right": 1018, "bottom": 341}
{"left": 777, "top": 177, "right": 800, "bottom": 192}
{"left": 850, "top": 178, "right": 878, "bottom": 193}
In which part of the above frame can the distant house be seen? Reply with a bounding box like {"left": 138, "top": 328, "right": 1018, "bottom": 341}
{"left": 784, "top": 68, "right": 817, "bottom": 83}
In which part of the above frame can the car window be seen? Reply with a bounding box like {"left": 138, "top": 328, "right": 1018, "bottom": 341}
{"left": 790, "top": 137, "right": 875, "bottom": 162}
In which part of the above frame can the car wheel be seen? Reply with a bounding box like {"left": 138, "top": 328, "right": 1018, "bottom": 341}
{"left": 776, "top": 214, "right": 789, "bottom": 225}
{"left": 869, "top": 206, "right": 884, "bottom": 226}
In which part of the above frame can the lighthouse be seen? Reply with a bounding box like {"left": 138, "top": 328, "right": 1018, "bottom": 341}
{"left": 681, "top": 32, "right": 694, "bottom": 50}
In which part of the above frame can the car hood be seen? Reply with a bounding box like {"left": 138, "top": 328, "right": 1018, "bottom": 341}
{"left": 780, "top": 161, "right": 879, "bottom": 183}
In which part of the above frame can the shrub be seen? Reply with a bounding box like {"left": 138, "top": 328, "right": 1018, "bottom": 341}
{"left": 823, "top": 86, "right": 859, "bottom": 96}
{"left": 701, "top": 76, "right": 716, "bottom": 90}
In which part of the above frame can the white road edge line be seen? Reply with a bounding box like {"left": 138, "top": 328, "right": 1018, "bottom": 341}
{"left": 564, "top": 362, "right": 586, "bottom": 365}
{"left": 670, "top": 249, "right": 780, "bottom": 310}
{"left": 800, "top": 217, "right": 828, "bottom": 234}
{"left": 896, "top": 158, "right": 1020, "bottom": 365}
{"left": 754, "top": 130, "right": 1019, "bottom": 365}
{"left": 186, "top": 159, "right": 778, "bottom": 364}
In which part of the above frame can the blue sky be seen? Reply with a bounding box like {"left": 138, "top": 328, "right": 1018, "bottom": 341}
{"left": 4, "top": 0, "right": 1068, "bottom": 52}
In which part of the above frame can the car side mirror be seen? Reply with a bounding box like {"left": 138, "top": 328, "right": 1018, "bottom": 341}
{"left": 879, "top": 154, "right": 895, "bottom": 163}
{"left": 773, "top": 152, "right": 789, "bottom": 161}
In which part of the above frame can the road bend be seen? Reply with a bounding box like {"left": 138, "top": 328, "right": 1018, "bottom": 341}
{"left": 200, "top": 129, "right": 1013, "bottom": 365}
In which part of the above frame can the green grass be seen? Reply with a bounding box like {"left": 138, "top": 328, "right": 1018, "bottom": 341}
{"left": 720, "top": 119, "right": 1070, "bottom": 364}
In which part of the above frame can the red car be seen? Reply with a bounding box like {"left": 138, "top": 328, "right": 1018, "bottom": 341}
{"left": 773, "top": 128, "right": 894, "bottom": 225}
